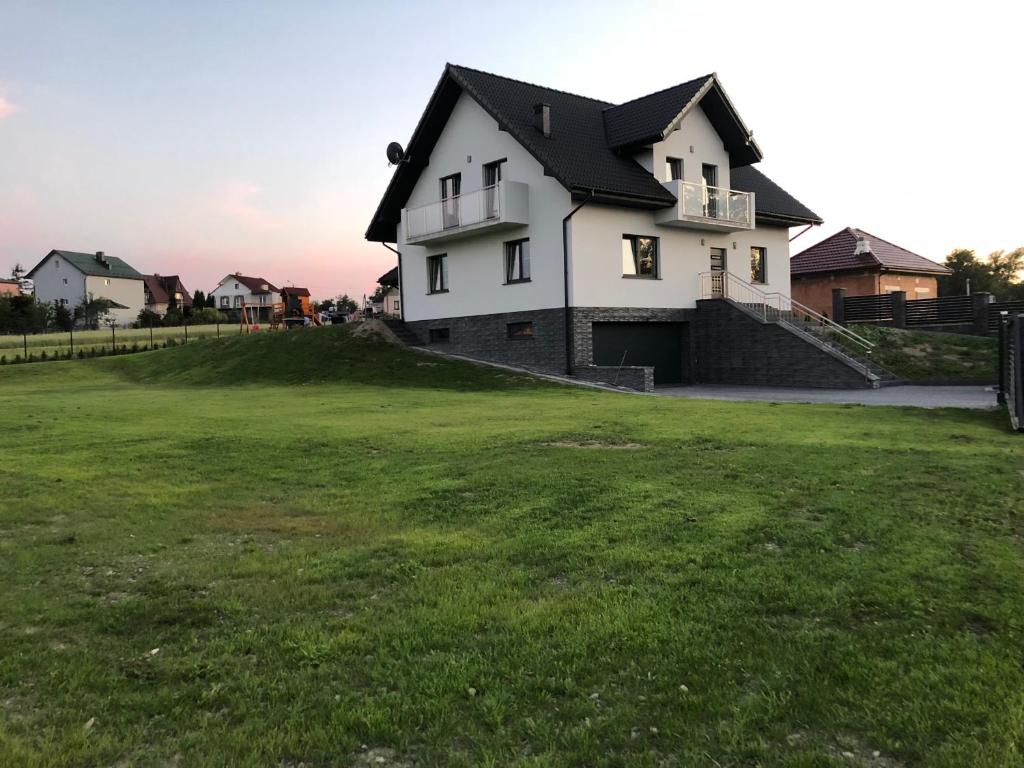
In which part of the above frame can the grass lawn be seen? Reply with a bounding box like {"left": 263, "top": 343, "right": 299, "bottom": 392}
{"left": 837, "top": 325, "right": 997, "bottom": 382}
{"left": 1, "top": 327, "right": 1022, "bottom": 766}
{"left": 0, "top": 325, "right": 225, "bottom": 362}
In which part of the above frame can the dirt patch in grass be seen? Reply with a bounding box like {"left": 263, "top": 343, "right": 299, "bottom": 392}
{"left": 543, "top": 439, "right": 643, "bottom": 449}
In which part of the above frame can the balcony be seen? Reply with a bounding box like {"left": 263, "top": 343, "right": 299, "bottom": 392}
{"left": 655, "top": 180, "right": 754, "bottom": 232}
{"left": 402, "top": 180, "right": 529, "bottom": 245}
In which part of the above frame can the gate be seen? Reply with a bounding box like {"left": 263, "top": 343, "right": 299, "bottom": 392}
{"left": 999, "top": 314, "right": 1024, "bottom": 431}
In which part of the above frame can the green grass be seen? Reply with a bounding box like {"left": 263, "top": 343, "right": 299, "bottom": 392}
{"left": 0, "top": 325, "right": 224, "bottom": 361}
{"left": 838, "top": 325, "right": 997, "bottom": 382}
{"left": 1, "top": 326, "right": 1022, "bottom": 767}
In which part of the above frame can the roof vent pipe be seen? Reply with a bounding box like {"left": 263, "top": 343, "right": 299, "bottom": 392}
{"left": 95, "top": 251, "right": 108, "bottom": 266}
{"left": 533, "top": 103, "right": 551, "bottom": 138}
{"left": 854, "top": 236, "right": 871, "bottom": 255}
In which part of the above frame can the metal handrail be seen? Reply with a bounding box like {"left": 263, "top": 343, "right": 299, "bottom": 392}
{"left": 698, "top": 271, "right": 875, "bottom": 352}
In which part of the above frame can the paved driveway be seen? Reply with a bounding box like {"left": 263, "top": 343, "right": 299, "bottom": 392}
{"left": 655, "top": 384, "right": 998, "bottom": 409}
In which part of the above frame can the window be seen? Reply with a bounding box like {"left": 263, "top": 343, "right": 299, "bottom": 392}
{"left": 55, "top": 259, "right": 60, "bottom": 268}
{"left": 233, "top": 295, "right": 243, "bottom": 308}
{"left": 440, "top": 174, "right": 461, "bottom": 229}
{"left": 62, "top": 277, "right": 68, "bottom": 285}
{"left": 220, "top": 296, "right": 230, "bottom": 308}
{"left": 104, "top": 278, "right": 111, "bottom": 286}
{"left": 504, "top": 239, "right": 530, "bottom": 283}
{"left": 750, "top": 247, "right": 767, "bottom": 284}
{"left": 665, "top": 157, "right": 683, "bottom": 181}
{"left": 427, "top": 254, "right": 448, "bottom": 293}
{"left": 234, "top": 283, "right": 239, "bottom": 289}
{"left": 622, "top": 235, "right": 659, "bottom": 278}
{"left": 483, "top": 160, "right": 505, "bottom": 219}
{"left": 428, "top": 327, "right": 450, "bottom": 343}
{"left": 507, "top": 321, "right": 534, "bottom": 339}
{"left": 702, "top": 164, "right": 719, "bottom": 218}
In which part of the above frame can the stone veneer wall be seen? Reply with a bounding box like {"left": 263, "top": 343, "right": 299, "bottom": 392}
{"left": 404, "top": 307, "right": 568, "bottom": 372}
{"left": 573, "top": 365, "right": 653, "bottom": 392}
{"left": 569, "top": 307, "right": 696, "bottom": 371}
{"left": 693, "top": 299, "right": 874, "bottom": 388}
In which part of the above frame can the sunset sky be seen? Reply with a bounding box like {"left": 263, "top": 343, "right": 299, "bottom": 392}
{"left": 1, "top": 0, "right": 1021, "bottom": 300}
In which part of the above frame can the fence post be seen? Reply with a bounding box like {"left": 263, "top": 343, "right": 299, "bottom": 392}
{"left": 70, "top": 326, "right": 74, "bottom": 355}
{"left": 216, "top": 322, "right": 220, "bottom": 338}
{"left": 831, "top": 288, "right": 846, "bottom": 325}
{"left": 971, "top": 292, "right": 992, "bottom": 336}
{"left": 890, "top": 290, "right": 907, "bottom": 328}
{"left": 997, "top": 315, "right": 1007, "bottom": 405}
{"left": 184, "top": 321, "right": 188, "bottom": 344}
{"left": 23, "top": 333, "right": 27, "bottom": 359}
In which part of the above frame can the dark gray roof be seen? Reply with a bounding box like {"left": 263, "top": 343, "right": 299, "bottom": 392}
{"left": 366, "top": 64, "right": 817, "bottom": 242}
{"left": 378, "top": 266, "right": 399, "bottom": 286}
{"left": 730, "top": 166, "right": 823, "bottom": 225}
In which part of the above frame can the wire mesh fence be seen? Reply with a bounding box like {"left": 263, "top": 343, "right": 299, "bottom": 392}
{"left": 0, "top": 323, "right": 226, "bottom": 365}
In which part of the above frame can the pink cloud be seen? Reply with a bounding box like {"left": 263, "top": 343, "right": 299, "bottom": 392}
{"left": 215, "top": 181, "right": 281, "bottom": 231}
{"left": 0, "top": 96, "right": 16, "bottom": 120}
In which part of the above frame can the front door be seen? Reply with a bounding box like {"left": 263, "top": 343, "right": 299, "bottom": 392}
{"left": 440, "top": 174, "right": 461, "bottom": 229}
{"left": 702, "top": 163, "right": 719, "bottom": 219}
{"left": 709, "top": 247, "right": 727, "bottom": 297}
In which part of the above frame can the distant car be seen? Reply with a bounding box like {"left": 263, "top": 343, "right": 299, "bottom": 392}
{"left": 329, "top": 313, "right": 347, "bottom": 324}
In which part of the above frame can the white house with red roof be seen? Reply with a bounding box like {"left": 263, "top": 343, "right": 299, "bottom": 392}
{"left": 208, "top": 273, "right": 279, "bottom": 318}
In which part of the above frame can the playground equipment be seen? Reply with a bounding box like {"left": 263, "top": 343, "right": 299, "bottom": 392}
{"left": 280, "top": 287, "right": 323, "bottom": 328}
{"left": 240, "top": 302, "right": 285, "bottom": 333}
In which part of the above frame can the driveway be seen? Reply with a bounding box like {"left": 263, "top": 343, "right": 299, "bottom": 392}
{"left": 655, "top": 384, "right": 998, "bottom": 409}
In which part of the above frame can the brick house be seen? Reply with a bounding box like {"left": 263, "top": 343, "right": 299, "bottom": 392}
{"left": 791, "top": 228, "right": 950, "bottom": 317}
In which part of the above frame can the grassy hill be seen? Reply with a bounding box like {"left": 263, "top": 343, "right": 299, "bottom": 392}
{"left": 836, "top": 325, "right": 997, "bottom": 382}
{"left": 1, "top": 327, "right": 1022, "bottom": 766}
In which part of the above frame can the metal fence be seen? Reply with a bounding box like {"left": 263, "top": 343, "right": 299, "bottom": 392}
{"left": 843, "top": 293, "right": 894, "bottom": 323}
{"left": 998, "top": 314, "right": 1024, "bottom": 431}
{"left": 904, "top": 295, "right": 973, "bottom": 326}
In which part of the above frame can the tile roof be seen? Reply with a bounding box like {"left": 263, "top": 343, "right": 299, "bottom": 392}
{"left": 144, "top": 274, "right": 192, "bottom": 307}
{"left": 220, "top": 273, "right": 278, "bottom": 294}
{"left": 378, "top": 267, "right": 399, "bottom": 286}
{"left": 27, "top": 250, "right": 143, "bottom": 280}
{"left": 366, "top": 64, "right": 811, "bottom": 242}
{"left": 281, "top": 286, "right": 311, "bottom": 297}
{"left": 730, "top": 166, "right": 822, "bottom": 225}
{"left": 791, "top": 228, "right": 950, "bottom": 276}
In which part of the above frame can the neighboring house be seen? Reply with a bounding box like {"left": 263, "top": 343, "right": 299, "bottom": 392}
{"left": 365, "top": 65, "right": 876, "bottom": 390}
{"left": 209, "top": 273, "right": 279, "bottom": 319}
{"left": 26, "top": 250, "right": 145, "bottom": 326}
{"left": 143, "top": 274, "right": 193, "bottom": 317}
{"left": 281, "top": 286, "right": 312, "bottom": 317}
{"left": 791, "top": 228, "right": 951, "bottom": 316}
{"left": 0, "top": 279, "right": 21, "bottom": 297}
{"left": 377, "top": 267, "right": 401, "bottom": 317}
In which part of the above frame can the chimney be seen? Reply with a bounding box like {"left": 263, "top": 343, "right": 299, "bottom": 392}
{"left": 95, "top": 251, "right": 110, "bottom": 268}
{"left": 853, "top": 236, "right": 871, "bottom": 255}
{"left": 533, "top": 103, "right": 551, "bottom": 138}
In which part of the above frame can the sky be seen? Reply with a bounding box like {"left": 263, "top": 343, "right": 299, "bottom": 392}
{"left": 1, "top": 0, "right": 1022, "bottom": 300}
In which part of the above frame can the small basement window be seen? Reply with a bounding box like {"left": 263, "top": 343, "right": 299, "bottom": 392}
{"left": 507, "top": 321, "right": 534, "bottom": 339}
{"left": 429, "top": 327, "right": 450, "bottom": 343}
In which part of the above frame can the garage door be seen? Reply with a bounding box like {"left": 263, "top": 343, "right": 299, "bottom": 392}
{"left": 592, "top": 322, "right": 688, "bottom": 385}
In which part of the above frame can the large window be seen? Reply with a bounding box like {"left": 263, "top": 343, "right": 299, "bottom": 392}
{"left": 750, "top": 246, "right": 767, "bottom": 284}
{"left": 504, "top": 239, "right": 530, "bottom": 283}
{"left": 483, "top": 160, "right": 505, "bottom": 219}
{"left": 622, "top": 235, "right": 659, "bottom": 278}
{"left": 233, "top": 295, "right": 243, "bottom": 308}
{"left": 440, "top": 174, "right": 461, "bottom": 229}
{"left": 427, "top": 254, "right": 449, "bottom": 294}
{"left": 665, "top": 157, "right": 683, "bottom": 181}
{"left": 220, "top": 296, "right": 230, "bottom": 308}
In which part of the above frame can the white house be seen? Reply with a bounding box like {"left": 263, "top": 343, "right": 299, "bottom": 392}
{"left": 27, "top": 250, "right": 145, "bottom": 326}
{"left": 208, "top": 273, "right": 279, "bottom": 320}
{"left": 366, "top": 65, "right": 885, "bottom": 390}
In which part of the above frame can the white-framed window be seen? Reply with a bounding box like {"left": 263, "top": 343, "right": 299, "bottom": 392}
{"left": 427, "top": 254, "right": 448, "bottom": 293}
{"left": 393, "top": 300, "right": 400, "bottom": 310}
{"left": 504, "top": 239, "right": 530, "bottom": 283}
{"left": 234, "top": 283, "right": 239, "bottom": 289}
{"left": 220, "top": 296, "right": 230, "bottom": 308}
{"left": 622, "top": 235, "right": 659, "bottom": 278}
{"left": 750, "top": 246, "right": 767, "bottom": 284}
{"left": 233, "top": 295, "right": 243, "bottom": 308}
{"left": 665, "top": 157, "right": 683, "bottom": 181}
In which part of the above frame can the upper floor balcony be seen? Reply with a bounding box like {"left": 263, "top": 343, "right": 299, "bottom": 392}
{"left": 402, "top": 180, "right": 530, "bottom": 245}
{"left": 654, "top": 180, "right": 754, "bottom": 232}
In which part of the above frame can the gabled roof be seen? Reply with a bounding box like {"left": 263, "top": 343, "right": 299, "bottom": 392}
{"left": 731, "top": 166, "right": 822, "bottom": 226}
{"left": 144, "top": 274, "right": 192, "bottom": 307}
{"left": 27, "top": 250, "right": 143, "bottom": 280}
{"left": 217, "top": 273, "right": 278, "bottom": 294}
{"left": 378, "top": 267, "right": 399, "bottom": 287}
{"left": 791, "top": 228, "right": 950, "bottom": 276}
{"left": 281, "top": 286, "right": 311, "bottom": 297}
{"left": 368, "top": 65, "right": 812, "bottom": 242}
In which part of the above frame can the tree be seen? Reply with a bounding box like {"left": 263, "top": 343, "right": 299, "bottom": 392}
{"left": 938, "top": 247, "right": 1024, "bottom": 298}
{"left": 317, "top": 298, "right": 336, "bottom": 313}
{"left": 10, "top": 263, "right": 29, "bottom": 291}
{"left": 54, "top": 302, "right": 73, "bottom": 331}
{"left": 205, "top": 294, "right": 216, "bottom": 308}
{"left": 74, "top": 295, "right": 113, "bottom": 330}
{"left": 336, "top": 294, "right": 358, "bottom": 313}
{"left": 0, "top": 295, "right": 50, "bottom": 333}
{"left": 192, "top": 289, "right": 206, "bottom": 309}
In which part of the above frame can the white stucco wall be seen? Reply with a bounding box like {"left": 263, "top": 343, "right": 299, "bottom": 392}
{"left": 209, "top": 277, "right": 276, "bottom": 311}
{"left": 84, "top": 275, "right": 145, "bottom": 326}
{"left": 30, "top": 253, "right": 88, "bottom": 309}
{"left": 568, "top": 207, "right": 792, "bottom": 309}
{"left": 650, "top": 105, "right": 731, "bottom": 188}
{"left": 398, "top": 93, "right": 572, "bottom": 322}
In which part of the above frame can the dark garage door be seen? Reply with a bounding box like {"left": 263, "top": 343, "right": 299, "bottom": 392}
{"left": 592, "top": 322, "right": 688, "bottom": 385}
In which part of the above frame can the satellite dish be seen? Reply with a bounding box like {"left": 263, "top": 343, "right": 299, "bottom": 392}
{"left": 386, "top": 142, "right": 405, "bottom": 165}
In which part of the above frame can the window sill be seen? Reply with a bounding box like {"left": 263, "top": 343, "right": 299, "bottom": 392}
{"left": 426, "top": 289, "right": 450, "bottom": 295}
{"left": 622, "top": 274, "right": 661, "bottom": 280}
{"left": 503, "top": 279, "right": 532, "bottom": 285}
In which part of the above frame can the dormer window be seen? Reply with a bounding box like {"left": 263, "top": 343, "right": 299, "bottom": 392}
{"left": 665, "top": 157, "right": 683, "bottom": 182}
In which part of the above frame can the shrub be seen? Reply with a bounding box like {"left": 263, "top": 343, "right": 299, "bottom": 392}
{"left": 189, "top": 307, "right": 229, "bottom": 325}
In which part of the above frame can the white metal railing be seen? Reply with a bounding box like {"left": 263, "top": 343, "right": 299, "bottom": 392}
{"left": 405, "top": 182, "right": 502, "bottom": 239}
{"left": 678, "top": 181, "right": 753, "bottom": 227}
{"left": 698, "top": 271, "right": 875, "bottom": 352}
